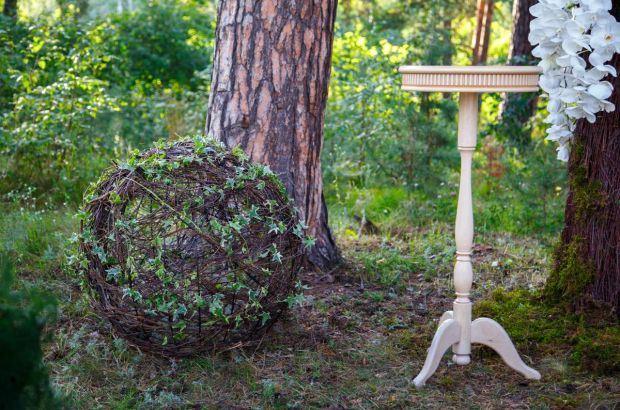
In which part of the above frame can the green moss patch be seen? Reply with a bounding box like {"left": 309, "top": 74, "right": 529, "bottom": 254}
{"left": 569, "top": 145, "right": 608, "bottom": 222}
{"left": 544, "top": 237, "right": 594, "bottom": 308}
{"left": 572, "top": 325, "right": 620, "bottom": 375}
{"left": 474, "top": 288, "right": 620, "bottom": 376}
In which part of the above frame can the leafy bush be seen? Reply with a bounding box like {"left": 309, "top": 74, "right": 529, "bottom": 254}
{"left": 0, "top": 254, "right": 58, "bottom": 409}
{"left": 325, "top": 22, "right": 457, "bottom": 192}
{"left": 0, "top": 2, "right": 214, "bottom": 206}
{"left": 102, "top": 1, "right": 214, "bottom": 90}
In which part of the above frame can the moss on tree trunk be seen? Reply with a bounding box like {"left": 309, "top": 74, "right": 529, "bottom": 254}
{"left": 545, "top": 2, "right": 620, "bottom": 313}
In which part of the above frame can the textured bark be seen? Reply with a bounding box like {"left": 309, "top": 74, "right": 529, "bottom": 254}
{"left": 471, "top": 0, "right": 493, "bottom": 65}
{"left": 206, "top": 0, "right": 340, "bottom": 271}
{"left": 507, "top": 0, "right": 536, "bottom": 61}
{"left": 549, "top": 0, "right": 620, "bottom": 314}
{"left": 499, "top": 0, "right": 538, "bottom": 146}
{"left": 2, "top": 0, "right": 17, "bottom": 18}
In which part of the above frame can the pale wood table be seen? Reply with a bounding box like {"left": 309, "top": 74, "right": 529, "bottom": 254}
{"left": 398, "top": 65, "right": 542, "bottom": 387}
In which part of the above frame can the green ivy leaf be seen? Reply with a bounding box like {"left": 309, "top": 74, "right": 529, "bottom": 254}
{"left": 173, "top": 304, "right": 188, "bottom": 321}
{"left": 303, "top": 236, "right": 316, "bottom": 249}
{"left": 105, "top": 266, "right": 122, "bottom": 281}
{"left": 286, "top": 293, "right": 305, "bottom": 308}
{"left": 209, "top": 293, "right": 228, "bottom": 323}
{"left": 247, "top": 205, "right": 261, "bottom": 220}
{"left": 109, "top": 191, "right": 122, "bottom": 204}
{"left": 194, "top": 294, "right": 205, "bottom": 308}
{"left": 260, "top": 311, "right": 271, "bottom": 326}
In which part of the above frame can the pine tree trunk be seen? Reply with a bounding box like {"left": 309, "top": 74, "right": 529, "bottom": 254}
{"left": 2, "top": 0, "right": 17, "bottom": 18}
{"left": 206, "top": 0, "right": 340, "bottom": 271}
{"left": 472, "top": 0, "right": 493, "bottom": 65}
{"left": 507, "top": 0, "right": 535, "bottom": 60}
{"left": 499, "top": 0, "right": 538, "bottom": 146}
{"left": 546, "top": 2, "right": 620, "bottom": 314}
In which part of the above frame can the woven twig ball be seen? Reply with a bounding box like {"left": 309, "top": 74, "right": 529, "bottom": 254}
{"left": 78, "top": 136, "right": 308, "bottom": 356}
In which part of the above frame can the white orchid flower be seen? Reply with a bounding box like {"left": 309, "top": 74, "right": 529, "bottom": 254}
{"left": 582, "top": 0, "right": 612, "bottom": 13}
{"left": 529, "top": 0, "right": 620, "bottom": 160}
{"left": 587, "top": 82, "right": 614, "bottom": 99}
{"left": 557, "top": 145, "right": 570, "bottom": 161}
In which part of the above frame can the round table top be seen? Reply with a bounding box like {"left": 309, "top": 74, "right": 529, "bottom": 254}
{"left": 399, "top": 65, "right": 541, "bottom": 93}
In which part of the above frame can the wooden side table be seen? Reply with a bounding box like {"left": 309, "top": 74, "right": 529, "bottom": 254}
{"left": 398, "top": 65, "right": 542, "bottom": 387}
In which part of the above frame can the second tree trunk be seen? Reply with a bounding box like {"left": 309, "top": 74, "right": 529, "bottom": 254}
{"left": 546, "top": 3, "right": 620, "bottom": 314}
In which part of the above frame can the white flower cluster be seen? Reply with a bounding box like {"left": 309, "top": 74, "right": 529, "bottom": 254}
{"left": 529, "top": 0, "right": 620, "bottom": 160}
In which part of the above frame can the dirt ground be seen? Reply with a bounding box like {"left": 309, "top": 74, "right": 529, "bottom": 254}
{"left": 47, "top": 234, "right": 620, "bottom": 409}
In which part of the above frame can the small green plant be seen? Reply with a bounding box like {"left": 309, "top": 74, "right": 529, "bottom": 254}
{"left": 358, "top": 244, "right": 418, "bottom": 288}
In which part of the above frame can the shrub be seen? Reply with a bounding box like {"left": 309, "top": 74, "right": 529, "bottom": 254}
{"left": 0, "top": 254, "right": 58, "bottom": 409}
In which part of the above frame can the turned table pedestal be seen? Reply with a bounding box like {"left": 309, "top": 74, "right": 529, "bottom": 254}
{"left": 398, "top": 65, "right": 542, "bottom": 387}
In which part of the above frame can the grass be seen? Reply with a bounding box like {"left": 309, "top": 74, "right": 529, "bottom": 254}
{"left": 3, "top": 195, "right": 619, "bottom": 409}
{"left": 0, "top": 203, "right": 75, "bottom": 276}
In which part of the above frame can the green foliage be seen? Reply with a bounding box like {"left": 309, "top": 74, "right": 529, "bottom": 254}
{"left": 324, "top": 7, "right": 565, "bottom": 239}
{"left": 0, "top": 201, "right": 75, "bottom": 274}
{"left": 0, "top": 254, "right": 59, "bottom": 409}
{"left": 473, "top": 136, "right": 567, "bottom": 235}
{"left": 0, "top": 10, "right": 120, "bottom": 203}
{"left": 357, "top": 245, "right": 418, "bottom": 288}
{"left": 495, "top": 92, "right": 538, "bottom": 147}
{"left": 0, "top": 1, "right": 214, "bottom": 206}
{"left": 102, "top": 1, "right": 213, "bottom": 89}
{"left": 325, "top": 21, "right": 458, "bottom": 192}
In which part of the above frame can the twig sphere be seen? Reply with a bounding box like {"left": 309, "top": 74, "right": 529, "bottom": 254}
{"left": 78, "top": 136, "right": 307, "bottom": 356}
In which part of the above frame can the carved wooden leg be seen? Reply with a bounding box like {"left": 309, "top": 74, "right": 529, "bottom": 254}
{"left": 413, "top": 319, "right": 461, "bottom": 388}
{"left": 451, "top": 92, "right": 478, "bottom": 367}
{"left": 439, "top": 310, "right": 453, "bottom": 325}
{"left": 471, "top": 318, "right": 541, "bottom": 380}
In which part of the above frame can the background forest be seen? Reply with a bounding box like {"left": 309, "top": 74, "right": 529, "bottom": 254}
{"left": 0, "top": 0, "right": 566, "bottom": 233}
{"left": 1, "top": 0, "right": 618, "bottom": 409}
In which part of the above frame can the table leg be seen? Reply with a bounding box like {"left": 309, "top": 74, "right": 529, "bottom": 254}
{"left": 412, "top": 93, "right": 477, "bottom": 387}
{"left": 412, "top": 92, "right": 540, "bottom": 387}
{"left": 452, "top": 92, "right": 478, "bottom": 365}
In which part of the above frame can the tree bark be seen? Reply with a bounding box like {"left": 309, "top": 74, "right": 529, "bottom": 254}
{"left": 546, "top": 1, "right": 620, "bottom": 315}
{"left": 206, "top": 0, "right": 340, "bottom": 271}
{"left": 471, "top": 0, "right": 493, "bottom": 65}
{"left": 2, "top": 0, "right": 17, "bottom": 18}
{"left": 507, "top": 0, "right": 535, "bottom": 61}
{"left": 499, "top": 0, "right": 538, "bottom": 146}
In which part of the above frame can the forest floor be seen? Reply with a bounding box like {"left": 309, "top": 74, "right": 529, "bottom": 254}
{"left": 40, "top": 225, "right": 620, "bottom": 409}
